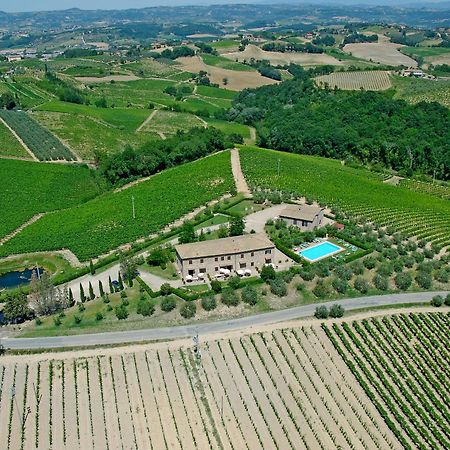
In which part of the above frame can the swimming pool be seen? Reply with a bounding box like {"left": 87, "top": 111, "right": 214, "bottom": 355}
{"left": 299, "top": 241, "right": 343, "bottom": 262}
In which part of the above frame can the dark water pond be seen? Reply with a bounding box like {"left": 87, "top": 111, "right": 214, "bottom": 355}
{"left": 0, "top": 267, "right": 44, "bottom": 289}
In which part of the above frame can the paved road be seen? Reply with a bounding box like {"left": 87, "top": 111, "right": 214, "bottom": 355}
{"left": 2, "top": 291, "right": 447, "bottom": 350}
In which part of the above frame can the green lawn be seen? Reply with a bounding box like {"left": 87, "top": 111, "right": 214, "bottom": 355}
{"left": 196, "top": 85, "right": 237, "bottom": 100}
{"left": 211, "top": 40, "right": 240, "bottom": 49}
{"left": 225, "top": 199, "right": 265, "bottom": 217}
{"left": 0, "top": 120, "right": 31, "bottom": 158}
{"left": 0, "top": 151, "right": 234, "bottom": 261}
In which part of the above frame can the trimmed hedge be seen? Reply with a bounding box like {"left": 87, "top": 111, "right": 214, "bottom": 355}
{"left": 136, "top": 276, "right": 160, "bottom": 298}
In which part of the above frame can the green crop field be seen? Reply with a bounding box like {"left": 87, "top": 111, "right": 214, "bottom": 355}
{"left": 316, "top": 71, "right": 392, "bottom": 91}
{"left": 0, "top": 120, "right": 31, "bottom": 158}
{"left": 392, "top": 76, "right": 450, "bottom": 108}
{"left": 401, "top": 46, "right": 450, "bottom": 58}
{"left": 240, "top": 146, "right": 450, "bottom": 247}
{"left": 125, "top": 57, "right": 184, "bottom": 78}
{"left": 0, "top": 110, "right": 76, "bottom": 161}
{"left": 201, "top": 54, "right": 255, "bottom": 72}
{"left": 211, "top": 40, "right": 240, "bottom": 49}
{"left": 0, "top": 151, "right": 234, "bottom": 260}
{"left": 204, "top": 118, "right": 251, "bottom": 139}
{"left": 0, "top": 159, "right": 102, "bottom": 240}
{"left": 196, "top": 85, "right": 237, "bottom": 100}
{"left": 324, "top": 312, "right": 450, "bottom": 450}
{"left": 400, "top": 179, "right": 450, "bottom": 200}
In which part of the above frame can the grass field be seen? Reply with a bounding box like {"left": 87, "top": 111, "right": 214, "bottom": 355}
{"left": 0, "top": 151, "right": 234, "bottom": 260}
{"left": 204, "top": 118, "right": 251, "bottom": 139}
{"left": 343, "top": 42, "right": 417, "bottom": 67}
{"left": 32, "top": 110, "right": 151, "bottom": 159}
{"left": 0, "top": 120, "right": 31, "bottom": 159}
{"left": 392, "top": 76, "right": 450, "bottom": 108}
{"left": 140, "top": 110, "right": 206, "bottom": 136}
{"left": 201, "top": 53, "right": 256, "bottom": 71}
{"left": 0, "top": 159, "right": 102, "bottom": 240}
{"left": 240, "top": 146, "right": 450, "bottom": 247}
{"left": 1, "top": 314, "right": 414, "bottom": 449}
{"left": 325, "top": 312, "right": 450, "bottom": 449}
{"left": 316, "top": 71, "right": 392, "bottom": 91}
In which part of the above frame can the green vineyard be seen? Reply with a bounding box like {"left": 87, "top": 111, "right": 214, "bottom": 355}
{"left": 324, "top": 312, "right": 450, "bottom": 450}
{"left": 400, "top": 179, "right": 450, "bottom": 201}
{"left": 240, "top": 146, "right": 450, "bottom": 247}
{"left": 0, "top": 151, "right": 234, "bottom": 260}
{"left": 0, "top": 110, "right": 76, "bottom": 161}
{"left": 0, "top": 159, "right": 101, "bottom": 240}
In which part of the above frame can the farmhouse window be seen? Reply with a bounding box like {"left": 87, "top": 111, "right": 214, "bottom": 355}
{"left": 241, "top": 253, "right": 244, "bottom": 258}
{"left": 221, "top": 256, "right": 224, "bottom": 261}
{"left": 215, "top": 257, "right": 218, "bottom": 262}
{"left": 227, "top": 256, "right": 231, "bottom": 260}
{"left": 251, "top": 262, "right": 254, "bottom": 267}
{"left": 302, "top": 220, "right": 309, "bottom": 227}
{"left": 251, "top": 252, "right": 254, "bottom": 257}
{"left": 200, "top": 259, "right": 204, "bottom": 263}
{"left": 240, "top": 263, "right": 247, "bottom": 269}
{"left": 189, "top": 260, "right": 193, "bottom": 265}
{"left": 265, "top": 249, "right": 272, "bottom": 254}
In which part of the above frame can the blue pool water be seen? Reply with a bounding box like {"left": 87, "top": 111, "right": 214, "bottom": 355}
{"left": 299, "top": 242, "right": 343, "bottom": 262}
{"left": 0, "top": 267, "right": 44, "bottom": 289}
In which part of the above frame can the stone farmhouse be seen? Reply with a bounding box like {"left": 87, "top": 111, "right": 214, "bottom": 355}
{"left": 279, "top": 204, "right": 325, "bottom": 231}
{"left": 175, "top": 233, "right": 275, "bottom": 279}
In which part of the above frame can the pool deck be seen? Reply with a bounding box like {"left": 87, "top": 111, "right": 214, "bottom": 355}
{"left": 297, "top": 240, "right": 344, "bottom": 263}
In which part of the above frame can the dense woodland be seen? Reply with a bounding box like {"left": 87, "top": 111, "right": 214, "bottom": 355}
{"left": 100, "top": 127, "right": 228, "bottom": 185}
{"left": 230, "top": 71, "right": 450, "bottom": 180}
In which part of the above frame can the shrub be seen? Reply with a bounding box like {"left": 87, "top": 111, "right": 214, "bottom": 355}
{"left": 373, "top": 274, "right": 389, "bottom": 291}
{"left": 329, "top": 304, "right": 345, "bottom": 318}
{"left": 354, "top": 277, "right": 370, "bottom": 294}
{"left": 332, "top": 278, "right": 348, "bottom": 294}
{"left": 160, "top": 283, "right": 172, "bottom": 296}
{"left": 392, "top": 259, "right": 404, "bottom": 273}
{"left": 35, "top": 317, "right": 42, "bottom": 326}
{"left": 423, "top": 248, "right": 435, "bottom": 259}
{"left": 180, "top": 302, "right": 196, "bottom": 318}
{"left": 228, "top": 276, "right": 241, "bottom": 290}
{"left": 115, "top": 304, "right": 129, "bottom": 320}
{"left": 313, "top": 280, "right": 330, "bottom": 299}
{"left": 415, "top": 271, "right": 432, "bottom": 289}
{"left": 120, "top": 290, "right": 127, "bottom": 299}
{"left": 53, "top": 317, "right": 62, "bottom": 326}
{"left": 334, "top": 266, "right": 353, "bottom": 281}
{"left": 222, "top": 290, "right": 240, "bottom": 307}
{"left": 299, "top": 269, "right": 315, "bottom": 281}
{"left": 260, "top": 265, "right": 276, "bottom": 282}
{"left": 210, "top": 280, "right": 222, "bottom": 293}
{"left": 395, "top": 272, "right": 413, "bottom": 290}
{"left": 137, "top": 298, "right": 155, "bottom": 316}
{"left": 431, "top": 295, "right": 444, "bottom": 307}
{"left": 269, "top": 277, "right": 288, "bottom": 297}
{"left": 78, "top": 303, "right": 85, "bottom": 313}
{"left": 74, "top": 315, "right": 82, "bottom": 324}
{"left": 95, "top": 312, "right": 104, "bottom": 321}
{"left": 201, "top": 296, "right": 217, "bottom": 311}
{"left": 377, "top": 262, "right": 393, "bottom": 277}
{"left": 351, "top": 261, "right": 364, "bottom": 275}
{"left": 363, "top": 256, "right": 376, "bottom": 270}
{"left": 161, "top": 296, "right": 177, "bottom": 312}
{"left": 241, "top": 285, "right": 258, "bottom": 305}
{"left": 102, "top": 294, "right": 110, "bottom": 304}
{"left": 315, "top": 305, "right": 329, "bottom": 319}
{"left": 403, "top": 256, "right": 415, "bottom": 268}
{"left": 445, "top": 293, "right": 450, "bottom": 306}
{"left": 434, "top": 268, "right": 449, "bottom": 283}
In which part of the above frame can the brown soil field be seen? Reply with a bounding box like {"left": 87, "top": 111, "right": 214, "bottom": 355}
{"left": 176, "top": 55, "right": 278, "bottom": 90}
{"left": 223, "top": 44, "right": 343, "bottom": 67}
{"left": 4, "top": 308, "right": 437, "bottom": 449}
{"left": 75, "top": 75, "right": 141, "bottom": 84}
{"left": 343, "top": 42, "right": 417, "bottom": 67}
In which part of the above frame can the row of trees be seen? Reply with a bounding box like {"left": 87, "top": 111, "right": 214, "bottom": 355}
{"left": 100, "top": 127, "right": 227, "bottom": 185}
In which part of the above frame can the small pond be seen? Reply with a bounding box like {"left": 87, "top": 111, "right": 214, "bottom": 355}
{"left": 0, "top": 267, "right": 44, "bottom": 290}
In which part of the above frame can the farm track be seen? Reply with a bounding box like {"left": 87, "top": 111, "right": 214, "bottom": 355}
{"left": 0, "top": 117, "right": 38, "bottom": 161}
{"left": 135, "top": 109, "right": 157, "bottom": 132}
{"left": 231, "top": 148, "right": 251, "bottom": 195}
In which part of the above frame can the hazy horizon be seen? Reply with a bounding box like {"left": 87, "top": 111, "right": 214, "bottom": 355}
{"left": 2, "top": 0, "right": 446, "bottom": 13}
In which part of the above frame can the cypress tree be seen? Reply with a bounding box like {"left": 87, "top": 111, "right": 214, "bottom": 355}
{"left": 79, "top": 284, "right": 86, "bottom": 303}
{"left": 89, "top": 260, "right": 95, "bottom": 275}
{"left": 68, "top": 288, "right": 75, "bottom": 307}
{"left": 88, "top": 281, "right": 95, "bottom": 300}
{"left": 118, "top": 273, "right": 124, "bottom": 291}
{"left": 99, "top": 280, "right": 105, "bottom": 298}
{"left": 109, "top": 275, "right": 114, "bottom": 294}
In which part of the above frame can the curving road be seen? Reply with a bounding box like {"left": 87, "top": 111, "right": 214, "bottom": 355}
{"left": 2, "top": 291, "right": 447, "bottom": 350}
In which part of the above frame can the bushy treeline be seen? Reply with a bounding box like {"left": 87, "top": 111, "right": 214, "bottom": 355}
{"left": 343, "top": 33, "right": 378, "bottom": 44}
{"left": 229, "top": 70, "right": 450, "bottom": 179}
{"left": 100, "top": 127, "right": 227, "bottom": 185}
{"left": 262, "top": 41, "right": 324, "bottom": 53}
{"left": 156, "top": 46, "right": 195, "bottom": 60}
{"left": 63, "top": 48, "right": 101, "bottom": 58}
